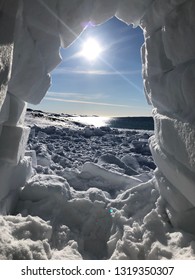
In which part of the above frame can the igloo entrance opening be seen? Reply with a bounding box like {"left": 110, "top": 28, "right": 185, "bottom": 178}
{"left": 0, "top": 0, "right": 195, "bottom": 260}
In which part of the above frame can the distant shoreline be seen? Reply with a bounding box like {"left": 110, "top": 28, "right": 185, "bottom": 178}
{"left": 27, "top": 108, "right": 154, "bottom": 130}
{"left": 27, "top": 108, "right": 152, "bottom": 118}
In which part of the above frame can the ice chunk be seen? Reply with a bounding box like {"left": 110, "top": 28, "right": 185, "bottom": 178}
{"left": 25, "top": 150, "right": 37, "bottom": 168}
{"left": 37, "top": 153, "right": 52, "bottom": 167}
{"left": 81, "top": 162, "right": 142, "bottom": 189}
{"left": 37, "top": 131, "right": 48, "bottom": 139}
{"left": 98, "top": 153, "right": 138, "bottom": 176}
{"left": 82, "top": 127, "right": 93, "bottom": 138}
{"left": 52, "top": 241, "right": 82, "bottom": 260}
{"left": 61, "top": 161, "right": 143, "bottom": 194}
{"left": 121, "top": 154, "right": 140, "bottom": 171}
{"left": 20, "top": 174, "right": 71, "bottom": 203}
{"left": 0, "top": 125, "right": 30, "bottom": 165}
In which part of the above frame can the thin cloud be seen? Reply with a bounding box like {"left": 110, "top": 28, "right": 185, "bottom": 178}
{"left": 52, "top": 67, "right": 141, "bottom": 76}
{"left": 52, "top": 66, "right": 143, "bottom": 94}
{"left": 47, "top": 91, "right": 108, "bottom": 100}
{"left": 44, "top": 97, "right": 133, "bottom": 108}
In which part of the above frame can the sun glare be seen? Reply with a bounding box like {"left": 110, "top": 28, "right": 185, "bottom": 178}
{"left": 81, "top": 38, "right": 102, "bottom": 61}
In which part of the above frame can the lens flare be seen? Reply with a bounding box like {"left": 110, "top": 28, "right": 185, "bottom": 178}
{"left": 81, "top": 38, "right": 102, "bottom": 61}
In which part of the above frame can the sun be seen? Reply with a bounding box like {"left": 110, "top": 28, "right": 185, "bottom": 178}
{"left": 81, "top": 38, "right": 102, "bottom": 61}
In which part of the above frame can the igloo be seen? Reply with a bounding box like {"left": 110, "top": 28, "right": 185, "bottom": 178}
{"left": 0, "top": 0, "right": 195, "bottom": 234}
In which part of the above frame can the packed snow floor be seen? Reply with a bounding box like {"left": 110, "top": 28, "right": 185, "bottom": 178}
{"left": 1, "top": 110, "right": 195, "bottom": 260}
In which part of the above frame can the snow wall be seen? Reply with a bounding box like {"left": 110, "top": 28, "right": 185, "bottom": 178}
{"left": 0, "top": 0, "right": 195, "bottom": 233}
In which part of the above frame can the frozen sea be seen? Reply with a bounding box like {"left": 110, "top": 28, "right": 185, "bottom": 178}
{"left": 67, "top": 116, "right": 154, "bottom": 130}
{"left": 0, "top": 109, "right": 195, "bottom": 260}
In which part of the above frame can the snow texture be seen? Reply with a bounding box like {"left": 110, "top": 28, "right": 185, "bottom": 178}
{"left": 0, "top": 0, "right": 195, "bottom": 259}
{"left": 7, "top": 112, "right": 194, "bottom": 260}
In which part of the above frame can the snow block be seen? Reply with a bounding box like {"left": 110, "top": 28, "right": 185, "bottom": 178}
{"left": 20, "top": 174, "right": 71, "bottom": 203}
{"left": 148, "top": 64, "right": 193, "bottom": 118}
{"left": 25, "top": 150, "right": 37, "bottom": 168}
{"left": 0, "top": 125, "right": 30, "bottom": 165}
{"left": 0, "top": 94, "right": 10, "bottom": 124}
{"left": 8, "top": 23, "right": 50, "bottom": 105}
{"left": 162, "top": 0, "right": 195, "bottom": 66}
{"left": 141, "top": 0, "right": 175, "bottom": 36}
{"left": 154, "top": 112, "right": 195, "bottom": 172}
{"left": 141, "top": 45, "right": 152, "bottom": 104}
{"left": 23, "top": 0, "right": 61, "bottom": 72}
{"left": 182, "top": 63, "right": 195, "bottom": 121}
{"left": 0, "top": 43, "right": 12, "bottom": 110}
{"left": 143, "top": 30, "right": 173, "bottom": 77}
{"left": 116, "top": 0, "right": 154, "bottom": 26}
{"left": 0, "top": 0, "right": 18, "bottom": 110}
{"left": 57, "top": 0, "right": 93, "bottom": 48}
{"left": 0, "top": 156, "right": 32, "bottom": 214}
{"left": 150, "top": 136, "right": 195, "bottom": 207}
{"left": 155, "top": 169, "right": 193, "bottom": 213}
{"left": 148, "top": 61, "right": 195, "bottom": 120}
{"left": 4, "top": 93, "right": 26, "bottom": 126}
{"left": 155, "top": 170, "right": 195, "bottom": 235}
{"left": 91, "top": 0, "right": 118, "bottom": 24}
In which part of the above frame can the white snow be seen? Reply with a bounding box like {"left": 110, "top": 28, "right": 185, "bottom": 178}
{"left": 162, "top": 1, "right": 195, "bottom": 66}
{"left": 0, "top": 156, "right": 32, "bottom": 214}
{"left": 4, "top": 93, "right": 26, "bottom": 126}
{"left": 150, "top": 136, "right": 195, "bottom": 209}
{"left": 0, "top": 0, "right": 195, "bottom": 260}
{"left": 0, "top": 111, "right": 193, "bottom": 260}
{"left": 0, "top": 125, "right": 30, "bottom": 165}
{"left": 0, "top": 94, "right": 10, "bottom": 126}
{"left": 0, "top": 215, "right": 52, "bottom": 260}
{"left": 116, "top": 0, "right": 154, "bottom": 27}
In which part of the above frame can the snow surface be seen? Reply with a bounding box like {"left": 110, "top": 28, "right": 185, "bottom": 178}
{"left": 0, "top": 110, "right": 195, "bottom": 260}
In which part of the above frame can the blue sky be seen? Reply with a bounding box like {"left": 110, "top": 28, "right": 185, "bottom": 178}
{"left": 30, "top": 17, "right": 151, "bottom": 117}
